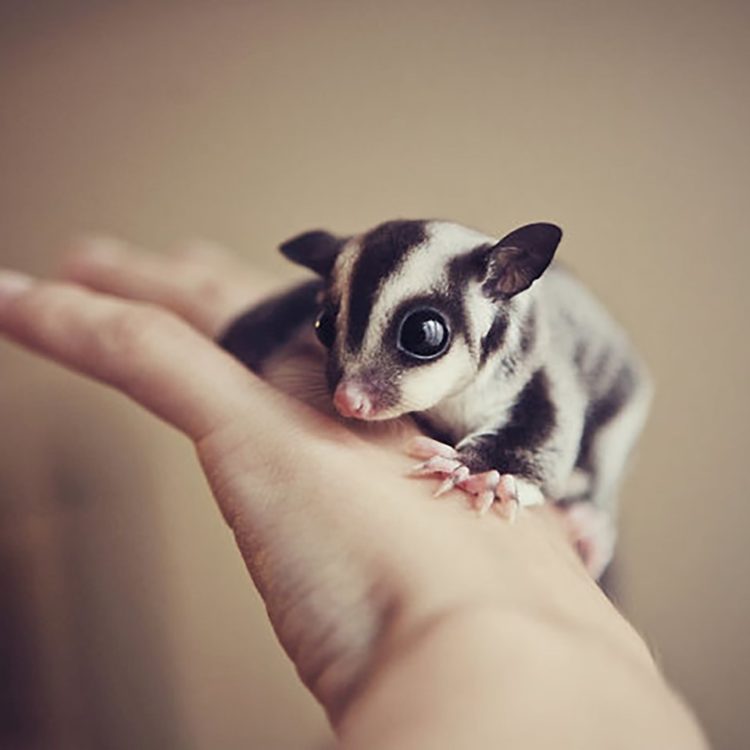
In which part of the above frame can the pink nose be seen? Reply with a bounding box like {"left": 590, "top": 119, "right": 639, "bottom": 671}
{"left": 333, "top": 381, "right": 374, "bottom": 419}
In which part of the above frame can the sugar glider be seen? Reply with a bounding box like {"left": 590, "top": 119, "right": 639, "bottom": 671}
{"left": 219, "top": 220, "right": 652, "bottom": 578}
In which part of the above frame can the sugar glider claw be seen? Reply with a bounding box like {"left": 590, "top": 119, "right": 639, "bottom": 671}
{"left": 495, "top": 474, "right": 520, "bottom": 522}
{"left": 433, "top": 465, "right": 471, "bottom": 497}
{"left": 410, "top": 455, "right": 462, "bottom": 476}
{"left": 476, "top": 490, "right": 496, "bottom": 516}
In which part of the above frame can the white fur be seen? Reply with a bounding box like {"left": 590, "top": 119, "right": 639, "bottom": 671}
{"left": 395, "top": 339, "right": 475, "bottom": 415}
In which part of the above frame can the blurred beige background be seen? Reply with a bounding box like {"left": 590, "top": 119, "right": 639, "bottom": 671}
{"left": 0, "top": 1, "right": 747, "bottom": 748}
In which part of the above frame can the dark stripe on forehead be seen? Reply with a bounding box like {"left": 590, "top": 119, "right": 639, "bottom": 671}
{"left": 447, "top": 242, "right": 492, "bottom": 285}
{"left": 346, "top": 220, "right": 428, "bottom": 350}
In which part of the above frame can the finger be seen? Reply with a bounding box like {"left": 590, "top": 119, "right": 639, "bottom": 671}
{"left": 0, "top": 271, "right": 317, "bottom": 444}
{"left": 167, "top": 237, "right": 251, "bottom": 270}
{"left": 61, "top": 236, "right": 275, "bottom": 337}
{"left": 165, "top": 239, "right": 281, "bottom": 303}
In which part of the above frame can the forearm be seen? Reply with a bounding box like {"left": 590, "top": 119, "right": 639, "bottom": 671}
{"left": 340, "top": 613, "right": 705, "bottom": 749}
{"left": 338, "top": 527, "right": 707, "bottom": 749}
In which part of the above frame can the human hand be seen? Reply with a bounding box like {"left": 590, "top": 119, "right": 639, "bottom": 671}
{"left": 0, "top": 240, "right": 705, "bottom": 747}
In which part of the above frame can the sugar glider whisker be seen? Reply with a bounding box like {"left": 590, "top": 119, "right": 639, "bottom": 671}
{"left": 220, "top": 219, "right": 653, "bottom": 578}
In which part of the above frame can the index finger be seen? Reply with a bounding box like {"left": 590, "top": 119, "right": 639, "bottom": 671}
{"left": 0, "top": 271, "right": 326, "bottom": 446}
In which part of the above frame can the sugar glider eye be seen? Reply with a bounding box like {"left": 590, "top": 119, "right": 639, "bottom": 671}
{"left": 314, "top": 309, "right": 336, "bottom": 348}
{"left": 397, "top": 309, "right": 450, "bottom": 360}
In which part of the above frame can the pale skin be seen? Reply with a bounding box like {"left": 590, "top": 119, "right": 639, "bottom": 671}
{"left": 0, "top": 240, "right": 706, "bottom": 749}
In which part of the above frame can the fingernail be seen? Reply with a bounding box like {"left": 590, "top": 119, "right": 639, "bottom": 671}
{"left": 0, "top": 270, "right": 33, "bottom": 307}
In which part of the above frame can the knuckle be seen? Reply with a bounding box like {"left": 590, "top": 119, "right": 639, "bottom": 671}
{"left": 101, "top": 303, "right": 181, "bottom": 356}
{"left": 190, "top": 274, "right": 228, "bottom": 306}
{"left": 174, "top": 260, "right": 230, "bottom": 303}
{"left": 174, "top": 238, "right": 229, "bottom": 263}
{"left": 173, "top": 237, "right": 212, "bottom": 258}
{"left": 16, "top": 282, "right": 75, "bottom": 330}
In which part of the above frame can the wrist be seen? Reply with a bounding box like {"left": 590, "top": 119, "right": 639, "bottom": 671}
{"left": 338, "top": 604, "right": 705, "bottom": 749}
{"left": 327, "top": 505, "right": 623, "bottom": 726}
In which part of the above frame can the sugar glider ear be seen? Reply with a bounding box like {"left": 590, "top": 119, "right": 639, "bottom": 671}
{"left": 279, "top": 230, "right": 347, "bottom": 277}
{"left": 482, "top": 223, "right": 562, "bottom": 300}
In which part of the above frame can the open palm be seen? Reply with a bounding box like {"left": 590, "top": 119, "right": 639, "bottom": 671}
{"left": 0, "top": 239, "right": 618, "bottom": 726}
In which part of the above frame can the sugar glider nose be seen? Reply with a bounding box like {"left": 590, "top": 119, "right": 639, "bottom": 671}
{"left": 333, "top": 381, "right": 374, "bottom": 419}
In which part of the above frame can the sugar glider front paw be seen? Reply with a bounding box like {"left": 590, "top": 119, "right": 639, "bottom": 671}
{"left": 406, "top": 436, "right": 544, "bottom": 521}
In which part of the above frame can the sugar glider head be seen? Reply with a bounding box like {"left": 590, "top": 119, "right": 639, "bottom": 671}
{"left": 280, "top": 219, "right": 561, "bottom": 421}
